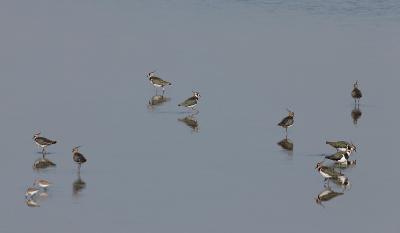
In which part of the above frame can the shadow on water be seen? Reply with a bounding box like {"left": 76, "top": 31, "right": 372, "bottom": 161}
{"left": 351, "top": 104, "right": 362, "bottom": 125}
{"left": 277, "top": 137, "right": 294, "bottom": 155}
{"left": 178, "top": 114, "right": 199, "bottom": 133}
{"left": 147, "top": 94, "right": 171, "bottom": 111}
{"left": 73, "top": 172, "right": 86, "bottom": 198}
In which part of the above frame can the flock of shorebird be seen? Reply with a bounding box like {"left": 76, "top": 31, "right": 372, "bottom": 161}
{"left": 25, "top": 72, "right": 363, "bottom": 207}
{"left": 314, "top": 81, "right": 362, "bottom": 206}
{"left": 25, "top": 134, "right": 88, "bottom": 206}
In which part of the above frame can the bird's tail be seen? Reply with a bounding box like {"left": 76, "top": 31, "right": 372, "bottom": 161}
{"left": 326, "top": 141, "right": 331, "bottom": 145}
{"left": 178, "top": 103, "right": 182, "bottom": 106}
{"left": 52, "top": 141, "right": 57, "bottom": 144}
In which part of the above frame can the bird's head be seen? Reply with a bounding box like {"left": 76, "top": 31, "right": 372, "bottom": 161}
{"left": 193, "top": 91, "right": 201, "bottom": 99}
{"left": 72, "top": 146, "right": 82, "bottom": 153}
{"left": 315, "top": 162, "right": 323, "bottom": 169}
{"left": 32, "top": 132, "right": 41, "bottom": 139}
{"left": 147, "top": 71, "right": 156, "bottom": 78}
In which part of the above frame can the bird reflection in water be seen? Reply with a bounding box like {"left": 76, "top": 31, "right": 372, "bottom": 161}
{"left": 33, "top": 157, "right": 56, "bottom": 170}
{"left": 178, "top": 114, "right": 199, "bottom": 133}
{"left": 277, "top": 137, "right": 293, "bottom": 155}
{"left": 26, "top": 199, "right": 40, "bottom": 208}
{"left": 73, "top": 172, "right": 86, "bottom": 197}
{"left": 351, "top": 105, "right": 362, "bottom": 125}
{"left": 315, "top": 186, "right": 344, "bottom": 207}
{"left": 331, "top": 174, "right": 351, "bottom": 190}
{"left": 147, "top": 95, "right": 170, "bottom": 110}
{"left": 329, "top": 160, "right": 357, "bottom": 172}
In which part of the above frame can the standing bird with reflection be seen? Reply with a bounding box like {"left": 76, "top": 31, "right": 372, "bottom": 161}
{"left": 178, "top": 91, "right": 201, "bottom": 113}
{"left": 147, "top": 71, "right": 171, "bottom": 94}
{"left": 315, "top": 162, "right": 342, "bottom": 181}
{"left": 326, "top": 140, "right": 356, "bottom": 153}
{"left": 25, "top": 187, "right": 40, "bottom": 199}
{"left": 277, "top": 109, "right": 294, "bottom": 138}
{"left": 351, "top": 81, "right": 362, "bottom": 105}
{"left": 325, "top": 148, "right": 352, "bottom": 163}
{"left": 72, "top": 146, "right": 87, "bottom": 172}
{"left": 33, "top": 132, "right": 57, "bottom": 155}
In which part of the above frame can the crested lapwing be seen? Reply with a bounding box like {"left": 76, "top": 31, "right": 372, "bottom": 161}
{"left": 32, "top": 132, "right": 57, "bottom": 155}
{"left": 147, "top": 71, "right": 171, "bottom": 94}
{"left": 325, "top": 149, "right": 352, "bottom": 163}
{"left": 178, "top": 91, "right": 201, "bottom": 113}
{"left": 72, "top": 146, "right": 87, "bottom": 172}
{"left": 315, "top": 162, "right": 342, "bottom": 180}
{"left": 351, "top": 81, "right": 362, "bottom": 105}
{"left": 278, "top": 109, "right": 294, "bottom": 138}
{"left": 326, "top": 140, "right": 356, "bottom": 153}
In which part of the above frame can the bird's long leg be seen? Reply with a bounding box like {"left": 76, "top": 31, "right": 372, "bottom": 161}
{"left": 285, "top": 128, "right": 288, "bottom": 139}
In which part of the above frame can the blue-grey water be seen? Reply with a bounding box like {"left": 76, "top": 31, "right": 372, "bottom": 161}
{"left": 0, "top": 1, "right": 399, "bottom": 232}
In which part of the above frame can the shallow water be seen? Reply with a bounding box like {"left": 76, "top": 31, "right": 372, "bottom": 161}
{"left": 0, "top": 1, "right": 399, "bottom": 232}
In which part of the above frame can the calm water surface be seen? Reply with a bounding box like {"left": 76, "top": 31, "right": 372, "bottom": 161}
{"left": 0, "top": 1, "right": 399, "bottom": 232}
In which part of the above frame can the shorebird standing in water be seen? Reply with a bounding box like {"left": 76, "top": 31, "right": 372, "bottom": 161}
{"left": 25, "top": 187, "right": 40, "bottom": 199}
{"left": 278, "top": 109, "right": 294, "bottom": 138}
{"left": 147, "top": 71, "right": 171, "bottom": 95}
{"left": 72, "top": 146, "right": 87, "bottom": 172}
{"left": 32, "top": 132, "right": 57, "bottom": 155}
{"left": 326, "top": 140, "right": 356, "bottom": 153}
{"left": 325, "top": 148, "right": 353, "bottom": 164}
{"left": 315, "top": 161, "right": 342, "bottom": 181}
{"left": 178, "top": 91, "right": 201, "bottom": 113}
{"left": 351, "top": 81, "right": 362, "bottom": 105}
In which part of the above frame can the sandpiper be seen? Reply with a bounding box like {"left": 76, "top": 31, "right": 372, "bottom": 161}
{"left": 315, "top": 187, "right": 344, "bottom": 206}
{"left": 277, "top": 109, "right": 294, "bottom": 138}
{"left": 351, "top": 81, "right": 362, "bottom": 105}
{"left": 326, "top": 140, "right": 356, "bottom": 153}
{"left": 25, "top": 187, "right": 40, "bottom": 199}
{"left": 32, "top": 132, "right": 57, "bottom": 155}
{"left": 72, "top": 146, "right": 87, "bottom": 171}
{"left": 147, "top": 71, "right": 171, "bottom": 94}
{"left": 178, "top": 91, "right": 201, "bottom": 112}
{"left": 34, "top": 179, "right": 51, "bottom": 190}
{"left": 325, "top": 149, "right": 352, "bottom": 163}
{"left": 315, "top": 162, "right": 342, "bottom": 180}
